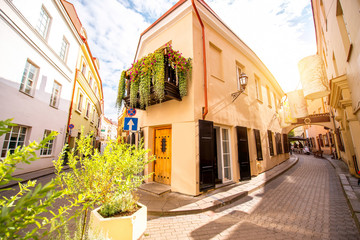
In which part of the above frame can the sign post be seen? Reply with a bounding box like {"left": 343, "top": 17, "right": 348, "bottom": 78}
{"left": 124, "top": 117, "right": 138, "bottom": 131}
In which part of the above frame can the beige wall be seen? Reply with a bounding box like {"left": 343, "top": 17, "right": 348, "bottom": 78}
{"left": 136, "top": 7, "right": 288, "bottom": 195}
{"left": 312, "top": 0, "right": 360, "bottom": 175}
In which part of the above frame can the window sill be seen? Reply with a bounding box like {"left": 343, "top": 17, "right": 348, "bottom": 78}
{"left": 49, "top": 104, "right": 59, "bottom": 109}
{"left": 211, "top": 74, "right": 224, "bottom": 82}
{"left": 19, "top": 90, "right": 34, "bottom": 98}
{"left": 268, "top": 105, "right": 272, "bottom": 108}
{"left": 75, "top": 109, "right": 82, "bottom": 115}
{"left": 256, "top": 98, "right": 263, "bottom": 104}
{"left": 84, "top": 116, "right": 89, "bottom": 120}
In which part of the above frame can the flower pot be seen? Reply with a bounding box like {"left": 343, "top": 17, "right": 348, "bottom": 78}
{"left": 90, "top": 202, "right": 147, "bottom": 240}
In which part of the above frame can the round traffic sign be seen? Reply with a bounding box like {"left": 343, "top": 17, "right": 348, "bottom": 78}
{"left": 69, "top": 124, "right": 74, "bottom": 129}
{"left": 127, "top": 108, "right": 136, "bottom": 117}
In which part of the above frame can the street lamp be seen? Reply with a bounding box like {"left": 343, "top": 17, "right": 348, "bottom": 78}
{"left": 231, "top": 73, "right": 248, "bottom": 102}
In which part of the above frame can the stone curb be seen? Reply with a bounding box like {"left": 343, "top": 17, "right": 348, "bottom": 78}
{"left": 0, "top": 165, "right": 70, "bottom": 190}
{"left": 148, "top": 156, "right": 299, "bottom": 216}
{"left": 325, "top": 158, "right": 360, "bottom": 233}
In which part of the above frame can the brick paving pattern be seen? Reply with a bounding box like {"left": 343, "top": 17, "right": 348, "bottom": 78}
{"left": 142, "top": 155, "right": 360, "bottom": 240}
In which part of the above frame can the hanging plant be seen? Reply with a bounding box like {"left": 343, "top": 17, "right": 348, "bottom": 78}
{"left": 153, "top": 50, "right": 165, "bottom": 101}
{"left": 117, "top": 44, "right": 192, "bottom": 109}
{"left": 130, "top": 78, "right": 139, "bottom": 108}
{"left": 116, "top": 71, "right": 126, "bottom": 110}
{"left": 178, "top": 58, "right": 192, "bottom": 98}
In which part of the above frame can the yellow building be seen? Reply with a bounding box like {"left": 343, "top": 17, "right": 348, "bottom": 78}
{"left": 66, "top": 25, "right": 104, "bottom": 148}
{"left": 118, "top": 0, "right": 289, "bottom": 196}
{"left": 311, "top": 0, "right": 360, "bottom": 176}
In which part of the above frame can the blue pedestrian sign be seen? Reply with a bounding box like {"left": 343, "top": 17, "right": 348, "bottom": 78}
{"left": 124, "top": 117, "right": 138, "bottom": 131}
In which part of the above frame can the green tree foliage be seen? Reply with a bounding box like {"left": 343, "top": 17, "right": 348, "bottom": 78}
{"left": 54, "top": 130, "right": 154, "bottom": 237}
{"left": 0, "top": 119, "right": 82, "bottom": 240}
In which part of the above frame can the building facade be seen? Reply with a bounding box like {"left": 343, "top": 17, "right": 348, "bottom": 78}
{"left": 119, "top": 0, "right": 289, "bottom": 196}
{"left": 0, "top": 0, "right": 82, "bottom": 174}
{"left": 99, "top": 116, "right": 118, "bottom": 153}
{"left": 312, "top": 0, "right": 360, "bottom": 176}
{"left": 66, "top": 36, "right": 104, "bottom": 149}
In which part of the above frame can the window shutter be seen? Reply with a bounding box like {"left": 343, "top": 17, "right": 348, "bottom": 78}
{"left": 283, "top": 134, "right": 289, "bottom": 153}
{"left": 267, "top": 130, "right": 274, "bottom": 156}
{"left": 199, "top": 120, "right": 215, "bottom": 191}
{"left": 254, "top": 129, "right": 263, "bottom": 160}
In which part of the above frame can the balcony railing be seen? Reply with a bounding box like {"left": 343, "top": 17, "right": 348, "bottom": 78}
{"left": 123, "top": 55, "right": 182, "bottom": 109}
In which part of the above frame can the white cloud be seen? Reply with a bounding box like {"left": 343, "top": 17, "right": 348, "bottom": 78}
{"left": 207, "top": 0, "right": 317, "bottom": 93}
{"left": 70, "top": 0, "right": 316, "bottom": 120}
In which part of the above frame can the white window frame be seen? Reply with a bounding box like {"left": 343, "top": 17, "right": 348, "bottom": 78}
{"left": 50, "top": 81, "right": 61, "bottom": 108}
{"left": 254, "top": 76, "right": 263, "bottom": 102}
{"left": 85, "top": 101, "right": 90, "bottom": 119}
{"left": 59, "top": 36, "right": 69, "bottom": 62}
{"left": 220, "top": 127, "right": 232, "bottom": 182}
{"left": 1, "top": 125, "right": 28, "bottom": 157}
{"left": 91, "top": 107, "right": 96, "bottom": 123}
{"left": 81, "top": 63, "right": 87, "bottom": 77}
{"left": 36, "top": 6, "right": 51, "bottom": 39}
{"left": 89, "top": 76, "right": 93, "bottom": 89}
{"left": 266, "top": 85, "right": 272, "bottom": 108}
{"left": 40, "top": 129, "right": 55, "bottom": 156}
{"left": 20, "top": 60, "right": 38, "bottom": 96}
{"left": 77, "top": 92, "right": 83, "bottom": 112}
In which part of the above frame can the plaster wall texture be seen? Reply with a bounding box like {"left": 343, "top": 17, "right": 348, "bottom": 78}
{"left": 0, "top": 0, "right": 81, "bottom": 174}
{"left": 135, "top": 2, "right": 288, "bottom": 195}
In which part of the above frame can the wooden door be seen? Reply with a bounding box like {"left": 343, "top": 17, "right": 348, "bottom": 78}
{"left": 154, "top": 128, "right": 171, "bottom": 185}
{"left": 199, "top": 120, "right": 215, "bottom": 191}
{"left": 236, "top": 126, "right": 251, "bottom": 181}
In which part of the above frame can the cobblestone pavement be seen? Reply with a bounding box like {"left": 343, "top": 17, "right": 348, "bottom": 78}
{"left": 142, "top": 155, "right": 360, "bottom": 240}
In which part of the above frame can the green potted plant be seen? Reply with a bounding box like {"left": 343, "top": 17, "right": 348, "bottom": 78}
{"left": 54, "top": 131, "right": 154, "bottom": 240}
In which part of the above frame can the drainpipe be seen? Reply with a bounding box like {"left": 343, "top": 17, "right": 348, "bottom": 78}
{"left": 67, "top": 70, "right": 78, "bottom": 145}
{"left": 191, "top": 0, "right": 208, "bottom": 120}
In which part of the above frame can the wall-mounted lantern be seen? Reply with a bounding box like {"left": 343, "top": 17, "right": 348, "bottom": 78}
{"left": 232, "top": 73, "right": 248, "bottom": 102}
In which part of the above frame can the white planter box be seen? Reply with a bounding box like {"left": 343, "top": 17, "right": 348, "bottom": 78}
{"left": 90, "top": 202, "right": 147, "bottom": 240}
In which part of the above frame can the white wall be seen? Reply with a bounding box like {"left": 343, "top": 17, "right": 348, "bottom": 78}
{"left": 0, "top": 0, "right": 82, "bottom": 174}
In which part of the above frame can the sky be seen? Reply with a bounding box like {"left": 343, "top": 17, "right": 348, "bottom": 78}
{"left": 70, "top": 0, "right": 317, "bottom": 121}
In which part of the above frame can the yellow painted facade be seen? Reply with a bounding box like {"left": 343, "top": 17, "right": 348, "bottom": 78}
{"left": 67, "top": 41, "right": 103, "bottom": 148}
{"left": 312, "top": 0, "right": 360, "bottom": 176}
{"left": 128, "top": 1, "right": 289, "bottom": 196}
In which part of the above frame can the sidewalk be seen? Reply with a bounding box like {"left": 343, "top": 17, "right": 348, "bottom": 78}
{"left": 137, "top": 156, "right": 298, "bottom": 216}
{"left": 324, "top": 155, "right": 360, "bottom": 230}
{"left": 0, "top": 165, "right": 69, "bottom": 190}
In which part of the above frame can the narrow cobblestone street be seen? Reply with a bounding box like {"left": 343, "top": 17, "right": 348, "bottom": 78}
{"left": 142, "top": 155, "right": 360, "bottom": 240}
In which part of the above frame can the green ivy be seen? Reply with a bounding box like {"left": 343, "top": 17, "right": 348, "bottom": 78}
{"left": 116, "top": 71, "right": 126, "bottom": 111}
{"left": 153, "top": 51, "right": 165, "bottom": 102}
{"left": 130, "top": 78, "right": 139, "bottom": 108}
{"left": 117, "top": 44, "right": 192, "bottom": 109}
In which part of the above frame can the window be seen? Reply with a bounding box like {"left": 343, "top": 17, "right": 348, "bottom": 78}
{"left": 89, "top": 77, "right": 93, "bottom": 88}
{"left": 92, "top": 107, "right": 96, "bottom": 122}
{"left": 36, "top": 7, "right": 51, "bottom": 39}
{"left": 209, "top": 42, "right": 222, "bottom": 80}
{"left": 40, "top": 130, "right": 54, "bottom": 156}
{"left": 94, "top": 85, "right": 98, "bottom": 98}
{"left": 254, "top": 129, "right": 263, "bottom": 160}
{"left": 85, "top": 101, "right": 90, "bottom": 118}
{"left": 336, "top": 0, "right": 352, "bottom": 60}
{"left": 266, "top": 86, "right": 272, "bottom": 108}
{"left": 267, "top": 130, "right": 274, "bottom": 156}
{"left": 59, "top": 37, "right": 69, "bottom": 61}
{"left": 50, "top": 81, "right": 61, "bottom": 108}
{"left": 221, "top": 128, "right": 231, "bottom": 181}
{"left": 1, "top": 126, "right": 27, "bottom": 157}
{"left": 254, "top": 76, "right": 262, "bottom": 101}
{"left": 275, "top": 133, "right": 283, "bottom": 154}
{"left": 273, "top": 93, "right": 278, "bottom": 112}
{"left": 77, "top": 92, "right": 83, "bottom": 112}
{"left": 20, "top": 60, "right": 38, "bottom": 95}
{"left": 81, "top": 63, "right": 87, "bottom": 76}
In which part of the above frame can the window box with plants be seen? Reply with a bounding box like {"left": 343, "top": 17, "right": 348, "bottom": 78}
{"left": 117, "top": 44, "right": 192, "bottom": 110}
